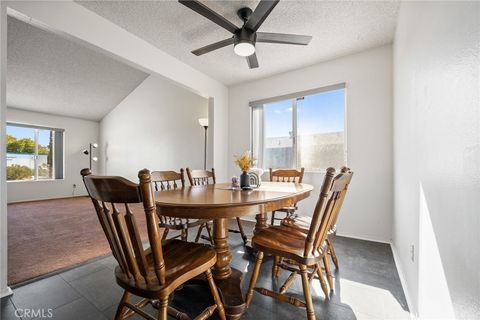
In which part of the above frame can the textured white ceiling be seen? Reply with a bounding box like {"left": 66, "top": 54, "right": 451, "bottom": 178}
{"left": 77, "top": 0, "right": 399, "bottom": 86}
{"left": 7, "top": 16, "right": 149, "bottom": 121}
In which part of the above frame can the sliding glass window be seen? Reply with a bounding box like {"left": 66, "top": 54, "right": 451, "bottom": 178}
{"left": 6, "top": 123, "right": 64, "bottom": 181}
{"left": 251, "top": 84, "right": 346, "bottom": 171}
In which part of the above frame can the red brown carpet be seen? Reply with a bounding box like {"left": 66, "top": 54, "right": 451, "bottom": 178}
{"left": 7, "top": 196, "right": 149, "bottom": 285}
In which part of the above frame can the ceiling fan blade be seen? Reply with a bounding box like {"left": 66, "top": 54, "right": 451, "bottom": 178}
{"left": 245, "top": 0, "right": 279, "bottom": 32}
{"left": 246, "top": 53, "right": 259, "bottom": 69}
{"left": 192, "top": 38, "right": 234, "bottom": 56}
{"left": 179, "top": 0, "right": 238, "bottom": 34}
{"left": 257, "top": 32, "right": 312, "bottom": 45}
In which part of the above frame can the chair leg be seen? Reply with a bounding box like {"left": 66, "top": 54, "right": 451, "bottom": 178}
{"left": 272, "top": 256, "right": 283, "bottom": 278}
{"left": 323, "top": 254, "right": 334, "bottom": 291}
{"left": 236, "top": 217, "right": 248, "bottom": 245}
{"left": 180, "top": 229, "right": 188, "bottom": 241}
{"left": 315, "top": 263, "right": 330, "bottom": 298}
{"left": 161, "top": 228, "right": 169, "bottom": 241}
{"left": 272, "top": 256, "right": 279, "bottom": 278}
{"left": 157, "top": 297, "right": 169, "bottom": 320}
{"left": 275, "top": 257, "right": 283, "bottom": 278}
{"left": 205, "top": 269, "right": 226, "bottom": 320}
{"left": 245, "top": 251, "right": 264, "bottom": 306}
{"left": 279, "top": 271, "right": 297, "bottom": 294}
{"left": 114, "top": 291, "right": 131, "bottom": 320}
{"left": 194, "top": 224, "right": 205, "bottom": 242}
{"left": 270, "top": 211, "right": 276, "bottom": 225}
{"left": 205, "top": 222, "right": 214, "bottom": 245}
{"left": 327, "top": 239, "right": 339, "bottom": 269}
{"left": 300, "top": 265, "right": 316, "bottom": 320}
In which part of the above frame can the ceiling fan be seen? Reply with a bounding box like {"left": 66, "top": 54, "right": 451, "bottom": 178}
{"left": 178, "top": 0, "right": 312, "bottom": 69}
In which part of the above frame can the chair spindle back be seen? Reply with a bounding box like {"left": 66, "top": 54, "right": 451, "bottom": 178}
{"left": 81, "top": 168, "right": 166, "bottom": 285}
{"left": 151, "top": 169, "right": 185, "bottom": 191}
{"left": 151, "top": 169, "right": 189, "bottom": 228}
{"left": 186, "top": 168, "right": 216, "bottom": 186}
{"left": 269, "top": 168, "right": 305, "bottom": 183}
{"left": 303, "top": 167, "right": 353, "bottom": 257}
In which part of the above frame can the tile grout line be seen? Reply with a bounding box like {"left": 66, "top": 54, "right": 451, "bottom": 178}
{"left": 6, "top": 296, "right": 24, "bottom": 320}
{"left": 60, "top": 272, "right": 109, "bottom": 316}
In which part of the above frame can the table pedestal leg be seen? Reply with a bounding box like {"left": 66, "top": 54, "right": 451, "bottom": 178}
{"left": 245, "top": 213, "right": 269, "bottom": 255}
{"left": 254, "top": 212, "right": 269, "bottom": 234}
{"left": 212, "top": 218, "right": 232, "bottom": 279}
{"left": 212, "top": 218, "right": 246, "bottom": 319}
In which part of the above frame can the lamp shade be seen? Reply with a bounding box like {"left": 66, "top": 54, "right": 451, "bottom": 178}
{"left": 198, "top": 118, "right": 209, "bottom": 127}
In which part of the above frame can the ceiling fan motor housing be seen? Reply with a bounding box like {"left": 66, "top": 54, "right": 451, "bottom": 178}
{"left": 234, "top": 28, "right": 257, "bottom": 46}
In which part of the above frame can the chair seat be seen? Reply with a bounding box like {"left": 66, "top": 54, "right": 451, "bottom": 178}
{"left": 252, "top": 226, "right": 325, "bottom": 266}
{"left": 115, "top": 239, "right": 216, "bottom": 298}
{"left": 281, "top": 215, "right": 337, "bottom": 238}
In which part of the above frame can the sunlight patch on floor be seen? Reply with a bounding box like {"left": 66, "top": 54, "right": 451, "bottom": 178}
{"left": 311, "top": 276, "right": 411, "bottom": 319}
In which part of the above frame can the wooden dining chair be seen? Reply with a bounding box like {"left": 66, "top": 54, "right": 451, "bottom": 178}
{"left": 81, "top": 168, "right": 225, "bottom": 320}
{"left": 151, "top": 169, "right": 213, "bottom": 244}
{"left": 281, "top": 166, "right": 353, "bottom": 270}
{"left": 245, "top": 168, "right": 353, "bottom": 320}
{"left": 186, "top": 168, "right": 248, "bottom": 245}
{"left": 269, "top": 168, "right": 305, "bottom": 225}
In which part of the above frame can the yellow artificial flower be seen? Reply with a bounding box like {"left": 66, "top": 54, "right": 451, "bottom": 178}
{"left": 234, "top": 151, "right": 255, "bottom": 172}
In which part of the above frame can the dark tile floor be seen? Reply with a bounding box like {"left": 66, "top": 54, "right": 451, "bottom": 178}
{"left": 1, "top": 222, "right": 410, "bottom": 320}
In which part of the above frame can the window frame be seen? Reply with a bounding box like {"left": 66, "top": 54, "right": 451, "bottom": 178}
{"left": 6, "top": 122, "right": 65, "bottom": 182}
{"left": 249, "top": 83, "right": 348, "bottom": 173}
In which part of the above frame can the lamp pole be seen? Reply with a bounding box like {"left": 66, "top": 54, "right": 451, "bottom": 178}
{"left": 89, "top": 143, "right": 93, "bottom": 170}
{"left": 88, "top": 143, "right": 98, "bottom": 170}
{"left": 198, "top": 118, "right": 209, "bottom": 170}
{"left": 203, "top": 125, "right": 208, "bottom": 170}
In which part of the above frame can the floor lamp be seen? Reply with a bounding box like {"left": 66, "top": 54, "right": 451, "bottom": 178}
{"left": 82, "top": 143, "right": 98, "bottom": 170}
{"left": 198, "top": 118, "right": 208, "bottom": 170}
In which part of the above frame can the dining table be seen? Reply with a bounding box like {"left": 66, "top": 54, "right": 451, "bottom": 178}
{"left": 155, "top": 181, "right": 314, "bottom": 319}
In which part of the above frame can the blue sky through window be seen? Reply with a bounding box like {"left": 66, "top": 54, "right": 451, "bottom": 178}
{"left": 264, "top": 99, "right": 293, "bottom": 139}
{"left": 264, "top": 89, "right": 345, "bottom": 137}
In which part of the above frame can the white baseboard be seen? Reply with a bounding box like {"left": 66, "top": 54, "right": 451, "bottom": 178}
{"left": 7, "top": 194, "right": 88, "bottom": 204}
{"left": 390, "top": 243, "right": 416, "bottom": 319}
{"left": 0, "top": 286, "right": 13, "bottom": 298}
{"left": 336, "top": 232, "right": 390, "bottom": 244}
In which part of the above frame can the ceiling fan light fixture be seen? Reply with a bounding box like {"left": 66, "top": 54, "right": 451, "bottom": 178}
{"left": 180, "top": 0, "right": 311, "bottom": 69}
{"left": 234, "top": 41, "right": 255, "bottom": 57}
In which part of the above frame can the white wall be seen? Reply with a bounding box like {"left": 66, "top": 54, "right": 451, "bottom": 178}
{"left": 229, "top": 45, "right": 393, "bottom": 242}
{"left": 100, "top": 74, "right": 209, "bottom": 181}
{"left": 0, "top": 1, "right": 11, "bottom": 298}
{"left": 6, "top": 108, "right": 99, "bottom": 202}
{"left": 393, "top": 2, "right": 480, "bottom": 318}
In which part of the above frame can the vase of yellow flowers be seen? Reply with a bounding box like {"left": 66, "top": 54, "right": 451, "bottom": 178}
{"left": 234, "top": 151, "right": 254, "bottom": 190}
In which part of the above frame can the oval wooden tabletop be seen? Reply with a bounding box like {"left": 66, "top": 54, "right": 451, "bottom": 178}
{"left": 155, "top": 181, "right": 314, "bottom": 219}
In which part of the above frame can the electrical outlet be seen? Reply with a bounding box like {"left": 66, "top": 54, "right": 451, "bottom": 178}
{"left": 410, "top": 244, "right": 415, "bottom": 262}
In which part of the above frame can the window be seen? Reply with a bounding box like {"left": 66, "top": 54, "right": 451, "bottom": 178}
{"left": 6, "top": 123, "right": 64, "bottom": 181}
{"left": 251, "top": 84, "right": 346, "bottom": 171}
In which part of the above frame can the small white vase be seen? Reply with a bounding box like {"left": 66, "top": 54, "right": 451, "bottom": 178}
{"left": 249, "top": 167, "right": 264, "bottom": 183}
